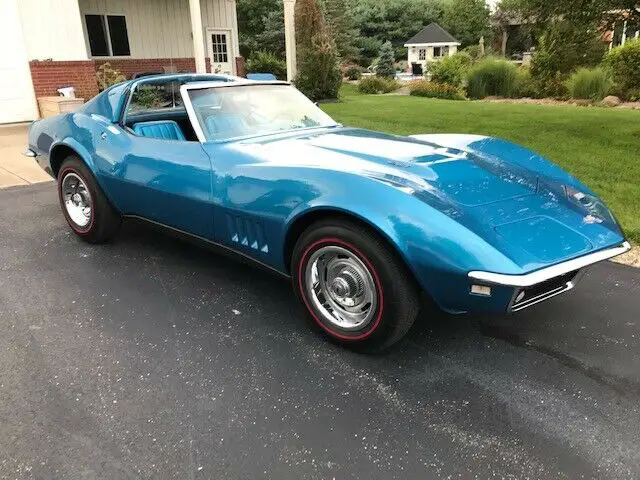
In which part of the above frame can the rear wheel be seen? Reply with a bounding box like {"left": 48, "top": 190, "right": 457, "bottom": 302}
{"left": 292, "top": 219, "right": 420, "bottom": 351}
{"left": 57, "top": 156, "right": 121, "bottom": 243}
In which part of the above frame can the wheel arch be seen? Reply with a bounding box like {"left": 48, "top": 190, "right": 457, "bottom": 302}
{"left": 282, "top": 207, "right": 420, "bottom": 288}
{"left": 49, "top": 139, "right": 95, "bottom": 178}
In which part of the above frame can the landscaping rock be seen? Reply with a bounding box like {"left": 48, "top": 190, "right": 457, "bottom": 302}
{"left": 602, "top": 95, "right": 622, "bottom": 107}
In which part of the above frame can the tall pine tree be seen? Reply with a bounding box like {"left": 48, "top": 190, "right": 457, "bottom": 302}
{"left": 322, "top": 0, "right": 361, "bottom": 63}
{"left": 376, "top": 41, "right": 396, "bottom": 78}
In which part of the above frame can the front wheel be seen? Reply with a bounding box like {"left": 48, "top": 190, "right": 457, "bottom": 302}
{"left": 292, "top": 219, "right": 420, "bottom": 351}
{"left": 57, "top": 156, "right": 121, "bottom": 243}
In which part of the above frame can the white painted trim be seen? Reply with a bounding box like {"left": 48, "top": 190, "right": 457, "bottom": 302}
{"left": 205, "top": 27, "right": 235, "bottom": 75}
{"left": 189, "top": 0, "right": 207, "bottom": 73}
{"left": 283, "top": 0, "right": 297, "bottom": 81}
{"left": 180, "top": 80, "right": 291, "bottom": 143}
{"left": 82, "top": 12, "right": 133, "bottom": 58}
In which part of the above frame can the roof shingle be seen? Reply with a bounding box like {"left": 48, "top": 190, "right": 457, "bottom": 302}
{"left": 405, "top": 23, "right": 460, "bottom": 45}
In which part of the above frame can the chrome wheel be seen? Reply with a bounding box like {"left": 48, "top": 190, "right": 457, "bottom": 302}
{"left": 61, "top": 172, "right": 92, "bottom": 228}
{"left": 304, "top": 245, "right": 378, "bottom": 331}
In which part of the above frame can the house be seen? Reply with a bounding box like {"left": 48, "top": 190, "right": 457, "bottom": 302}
{"left": 404, "top": 23, "right": 461, "bottom": 76}
{"left": 0, "top": 0, "right": 299, "bottom": 125}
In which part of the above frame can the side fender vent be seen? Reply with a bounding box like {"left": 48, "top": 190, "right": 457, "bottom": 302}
{"left": 226, "top": 214, "right": 269, "bottom": 254}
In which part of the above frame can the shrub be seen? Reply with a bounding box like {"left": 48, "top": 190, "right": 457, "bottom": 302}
{"left": 566, "top": 68, "right": 612, "bottom": 101}
{"left": 376, "top": 41, "right": 396, "bottom": 78}
{"left": 466, "top": 58, "right": 517, "bottom": 99}
{"left": 294, "top": 0, "right": 342, "bottom": 100}
{"left": 409, "top": 80, "right": 466, "bottom": 100}
{"left": 512, "top": 67, "right": 537, "bottom": 98}
{"left": 429, "top": 52, "right": 473, "bottom": 87}
{"left": 246, "top": 51, "right": 287, "bottom": 80}
{"left": 462, "top": 45, "right": 483, "bottom": 60}
{"left": 96, "top": 63, "right": 126, "bottom": 91}
{"left": 295, "top": 37, "right": 342, "bottom": 100}
{"left": 358, "top": 76, "right": 399, "bottom": 94}
{"left": 345, "top": 65, "right": 363, "bottom": 81}
{"left": 604, "top": 39, "right": 640, "bottom": 100}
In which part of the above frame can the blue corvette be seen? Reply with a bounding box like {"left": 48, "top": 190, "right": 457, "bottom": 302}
{"left": 26, "top": 73, "right": 629, "bottom": 350}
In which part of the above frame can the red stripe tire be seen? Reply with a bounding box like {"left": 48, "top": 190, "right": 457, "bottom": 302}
{"left": 292, "top": 218, "right": 420, "bottom": 352}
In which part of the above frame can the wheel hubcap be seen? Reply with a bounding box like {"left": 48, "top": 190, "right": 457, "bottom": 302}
{"left": 61, "top": 172, "right": 92, "bottom": 228}
{"left": 304, "top": 245, "right": 378, "bottom": 331}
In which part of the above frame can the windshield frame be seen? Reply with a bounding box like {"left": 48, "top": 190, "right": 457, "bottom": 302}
{"left": 180, "top": 81, "right": 339, "bottom": 143}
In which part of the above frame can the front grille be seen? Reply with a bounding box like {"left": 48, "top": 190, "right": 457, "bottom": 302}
{"left": 510, "top": 270, "right": 579, "bottom": 312}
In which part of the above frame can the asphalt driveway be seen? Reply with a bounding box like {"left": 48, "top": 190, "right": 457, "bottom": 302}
{"left": 1, "top": 183, "right": 639, "bottom": 479}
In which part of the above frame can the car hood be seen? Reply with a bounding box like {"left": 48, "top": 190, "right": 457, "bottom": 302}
{"left": 232, "top": 127, "right": 624, "bottom": 266}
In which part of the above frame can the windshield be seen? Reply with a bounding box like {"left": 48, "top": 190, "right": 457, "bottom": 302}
{"left": 186, "top": 84, "right": 338, "bottom": 141}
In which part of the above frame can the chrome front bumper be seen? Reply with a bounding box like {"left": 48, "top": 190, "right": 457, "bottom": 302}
{"left": 468, "top": 242, "right": 631, "bottom": 288}
{"left": 468, "top": 242, "right": 631, "bottom": 312}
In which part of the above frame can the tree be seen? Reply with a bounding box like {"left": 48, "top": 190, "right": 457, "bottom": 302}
{"left": 347, "top": 0, "right": 445, "bottom": 66}
{"left": 377, "top": 41, "right": 396, "bottom": 77}
{"left": 442, "top": 0, "right": 491, "bottom": 47}
{"left": 236, "top": 0, "right": 285, "bottom": 58}
{"left": 515, "top": 0, "right": 640, "bottom": 27}
{"left": 492, "top": 0, "right": 522, "bottom": 56}
{"left": 294, "top": 0, "right": 342, "bottom": 100}
{"left": 322, "top": 0, "right": 361, "bottom": 63}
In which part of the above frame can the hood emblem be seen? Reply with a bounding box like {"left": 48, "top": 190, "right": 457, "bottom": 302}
{"left": 583, "top": 214, "right": 603, "bottom": 225}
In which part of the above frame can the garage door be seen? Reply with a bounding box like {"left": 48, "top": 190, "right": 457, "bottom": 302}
{"left": 0, "top": 0, "right": 38, "bottom": 124}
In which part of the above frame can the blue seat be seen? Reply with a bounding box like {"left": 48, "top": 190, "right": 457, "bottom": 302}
{"left": 247, "top": 73, "right": 277, "bottom": 81}
{"left": 205, "top": 114, "right": 248, "bottom": 140}
{"left": 132, "top": 120, "right": 185, "bottom": 141}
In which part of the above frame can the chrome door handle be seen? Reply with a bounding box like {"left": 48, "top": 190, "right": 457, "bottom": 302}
{"left": 100, "top": 132, "right": 107, "bottom": 140}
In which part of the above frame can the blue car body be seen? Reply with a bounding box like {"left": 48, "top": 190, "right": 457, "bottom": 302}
{"left": 27, "top": 74, "right": 629, "bottom": 314}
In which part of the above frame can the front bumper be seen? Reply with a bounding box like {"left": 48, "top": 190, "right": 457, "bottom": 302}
{"left": 468, "top": 241, "right": 631, "bottom": 312}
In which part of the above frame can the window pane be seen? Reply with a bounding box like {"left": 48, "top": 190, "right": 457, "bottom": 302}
{"left": 188, "top": 85, "right": 337, "bottom": 142}
{"left": 85, "top": 14, "right": 109, "bottom": 56}
{"left": 107, "top": 15, "right": 131, "bottom": 56}
{"left": 127, "top": 81, "right": 184, "bottom": 116}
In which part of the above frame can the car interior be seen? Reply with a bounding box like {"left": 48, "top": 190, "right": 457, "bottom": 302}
{"left": 123, "top": 79, "right": 252, "bottom": 142}
{"left": 123, "top": 80, "right": 198, "bottom": 142}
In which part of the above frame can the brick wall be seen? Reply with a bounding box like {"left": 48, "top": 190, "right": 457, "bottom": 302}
{"left": 95, "top": 57, "right": 246, "bottom": 79}
{"left": 28, "top": 56, "right": 247, "bottom": 109}
{"left": 29, "top": 60, "right": 99, "bottom": 100}
{"left": 94, "top": 57, "right": 200, "bottom": 79}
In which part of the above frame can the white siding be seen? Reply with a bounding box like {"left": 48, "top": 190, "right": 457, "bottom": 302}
{"left": 77, "top": 0, "right": 239, "bottom": 59}
{"left": 407, "top": 43, "right": 458, "bottom": 73}
{"left": 17, "top": 0, "right": 89, "bottom": 60}
{"left": 0, "top": 0, "right": 39, "bottom": 122}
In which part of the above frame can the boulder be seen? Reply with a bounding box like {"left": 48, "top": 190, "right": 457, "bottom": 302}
{"left": 602, "top": 95, "right": 622, "bottom": 107}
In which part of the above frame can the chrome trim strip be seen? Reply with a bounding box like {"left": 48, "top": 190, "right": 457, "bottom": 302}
{"left": 123, "top": 215, "right": 290, "bottom": 279}
{"left": 510, "top": 282, "right": 574, "bottom": 312}
{"left": 469, "top": 241, "right": 631, "bottom": 287}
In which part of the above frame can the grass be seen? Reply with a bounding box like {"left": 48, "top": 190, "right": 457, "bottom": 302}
{"left": 322, "top": 86, "right": 640, "bottom": 243}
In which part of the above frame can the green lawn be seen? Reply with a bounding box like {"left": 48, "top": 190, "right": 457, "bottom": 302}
{"left": 321, "top": 85, "right": 640, "bottom": 243}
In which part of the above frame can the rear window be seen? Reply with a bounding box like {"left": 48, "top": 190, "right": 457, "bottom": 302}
{"left": 127, "top": 81, "right": 184, "bottom": 116}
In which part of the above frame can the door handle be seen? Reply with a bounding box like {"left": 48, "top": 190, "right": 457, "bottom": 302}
{"left": 100, "top": 132, "right": 107, "bottom": 140}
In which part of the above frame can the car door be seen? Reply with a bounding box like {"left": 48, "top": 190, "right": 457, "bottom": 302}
{"left": 100, "top": 80, "right": 214, "bottom": 239}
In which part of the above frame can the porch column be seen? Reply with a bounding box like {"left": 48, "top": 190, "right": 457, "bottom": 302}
{"left": 283, "top": 0, "right": 297, "bottom": 81}
{"left": 189, "top": 0, "right": 207, "bottom": 73}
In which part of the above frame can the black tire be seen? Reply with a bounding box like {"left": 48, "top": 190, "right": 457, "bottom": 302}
{"left": 57, "top": 156, "right": 121, "bottom": 243}
{"left": 292, "top": 218, "right": 420, "bottom": 352}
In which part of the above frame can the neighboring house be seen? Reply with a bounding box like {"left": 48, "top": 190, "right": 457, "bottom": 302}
{"left": 0, "top": 0, "right": 241, "bottom": 124}
{"left": 404, "top": 23, "right": 461, "bottom": 76}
